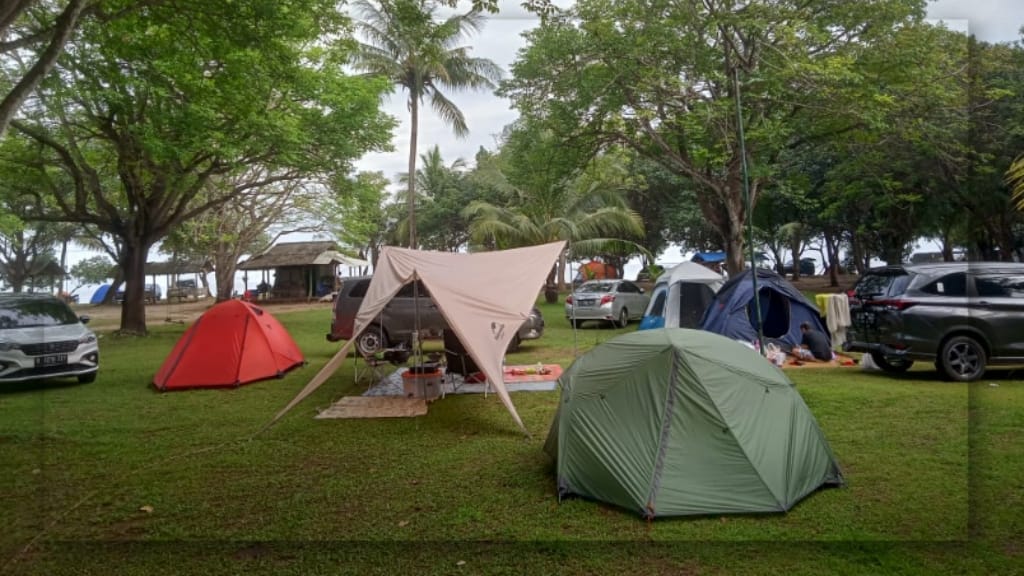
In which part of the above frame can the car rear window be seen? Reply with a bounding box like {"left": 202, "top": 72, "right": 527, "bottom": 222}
{"left": 395, "top": 281, "right": 430, "bottom": 298}
{"left": 855, "top": 271, "right": 912, "bottom": 298}
{"left": 579, "top": 282, "right": 615, "bottom": 293}
{"left": 0, "top": 299, "right": 80, "bottom": 329}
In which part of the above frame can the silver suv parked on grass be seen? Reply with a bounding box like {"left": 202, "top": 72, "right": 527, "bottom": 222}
{"left": 845, "top": 262, "right": 1024, "bottom": 381}
{"left": 0, "top": 293, "right": 99, "bottom": 384}
{"left": 326, "top": 277, "right": 545, "bottom": 356}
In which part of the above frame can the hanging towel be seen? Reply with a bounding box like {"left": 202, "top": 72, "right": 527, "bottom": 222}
{"left": 825, "top": 294, "right": 852, "bottom": 346}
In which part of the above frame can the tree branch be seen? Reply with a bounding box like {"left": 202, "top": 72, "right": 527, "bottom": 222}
{"left": 0, "top": 0, "right": 89, "bottom": 138}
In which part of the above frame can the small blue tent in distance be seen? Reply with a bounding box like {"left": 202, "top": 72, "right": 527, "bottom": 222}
{"left": 700, "top": 269, "right": 827, "bottom": 350}
{"left": 89, "top": 284, "right": 110, "bottom": 304}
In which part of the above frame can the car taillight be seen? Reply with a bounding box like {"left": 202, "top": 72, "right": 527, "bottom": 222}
{"left": 565, "top": 295, "right": 573, "bottom": 304}
{"left": 875, "top": 299, "right": 916, "bottom": 311}
{"left": 600, "top": 294, "right": 615, "bottom": 305}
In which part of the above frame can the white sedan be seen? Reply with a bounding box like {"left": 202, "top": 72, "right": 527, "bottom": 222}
{"left": 565, "top": 280, "right": 650, "bottom": 328}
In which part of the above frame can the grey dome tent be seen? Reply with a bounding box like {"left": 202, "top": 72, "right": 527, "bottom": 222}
{"left": 639, "top": 262, "right": 724, "bottom": 330}
{"left": 545, "top": 328, "right": 843, "bottom": 518}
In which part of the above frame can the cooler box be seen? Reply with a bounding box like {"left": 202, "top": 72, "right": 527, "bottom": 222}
{"left": 402, "top": 368, "right": 442, "bottom": 400}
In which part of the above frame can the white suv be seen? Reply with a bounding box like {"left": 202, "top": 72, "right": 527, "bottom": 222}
{"left": 0, "top": 293, "right": 99, "bottom": 384}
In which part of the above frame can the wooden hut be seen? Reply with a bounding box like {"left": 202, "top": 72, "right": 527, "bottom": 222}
{"left": 237, "top": 241, "right": 368, "bottom": 300}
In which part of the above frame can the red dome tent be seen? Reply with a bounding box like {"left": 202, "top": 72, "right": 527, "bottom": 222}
{"left": 154, "top": 300, "right": 304, "bottom": 390}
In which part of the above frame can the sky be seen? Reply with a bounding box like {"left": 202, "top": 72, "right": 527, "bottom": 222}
{"left": 60, "top": 0, "right": 1024, "bottom": 296}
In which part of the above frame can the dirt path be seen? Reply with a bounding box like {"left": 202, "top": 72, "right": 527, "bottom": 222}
{"left": 72, "top": 298, "right": 329, "bottom": 331}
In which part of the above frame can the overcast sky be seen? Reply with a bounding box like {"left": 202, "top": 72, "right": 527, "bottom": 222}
{"left": 354, "top": 0, "right": 1024, "bottom": 194}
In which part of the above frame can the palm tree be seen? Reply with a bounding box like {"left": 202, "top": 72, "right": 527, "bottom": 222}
{"left": 395, "top": 145, "right": 469, "bottom": 250}
{"left": 350, "top": 0, "right": 502, "bottom": 248}
{"left": 464, "top": 169, "right": 646, "bottom": 302}
{"left": 1008, "top": 154, "right": 1024, "bottom": 211}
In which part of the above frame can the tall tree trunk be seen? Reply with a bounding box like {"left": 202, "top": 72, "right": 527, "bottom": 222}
{"left": 850, "top": 233, "right": 866, "bottom": 276}
{"left": 103, "top": 273, "right": 123, "bottom": 305}
{"left": 118, "top": 240, "right": 151, "bottom": 335}
{"left": 556, "top": 252, "right": 567, "bottom": 292}
{"left": 723, "top": 189, "right": 747, "bottom": 276}
{"left": 789, "top": 231, "right": 802, "bottom": 282}
{"left": 823, "top": 230, "right": 841, "bottom": 287}
{"left": 59, "top": 238, "right": 68, "bottom": 294}
{"left": 941, "top": 228, "right": 955, "bottom": 261}
{"left": 766, "top": 244, "right": 785, "bottom": 275}
{"left": 407, "top": 96, "right": 419, "bottom": 249}
{"left": 214, "top": 242, "right": 243, "bottom": 300}
{"left": 214, "top": 267, "right": 234, "bottom": 301}
{"left": 544, "top": 259, "right": 559, "bottom": 304}
{"left": 9, "top": 232, "right": 27, "bottom": 292}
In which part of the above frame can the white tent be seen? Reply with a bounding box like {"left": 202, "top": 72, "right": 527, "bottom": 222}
{"left": 274, "top": 242, "right": 566, "bottom": 433}
{"left": 641, "top": 262, "right": 725, "bottom": 330}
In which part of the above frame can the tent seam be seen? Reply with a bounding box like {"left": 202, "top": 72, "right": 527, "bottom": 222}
{"left": 644, "top": 345, "right": 679, "bottom": 519}
{"left": 235, "top": 312, "right": 250, "bottom": 386}
{"left": 157, "top": 315, "right": 203, "bottom": 389}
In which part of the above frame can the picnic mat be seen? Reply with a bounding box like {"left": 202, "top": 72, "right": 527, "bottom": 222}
{"left": 781, "top": 353, "right": 859, "bottom": 369}
{"left": 364, "top": 365, "right": 562, "bottom": 397}
{"left": 315, "top": 396, "right": 428, "bottom": 419}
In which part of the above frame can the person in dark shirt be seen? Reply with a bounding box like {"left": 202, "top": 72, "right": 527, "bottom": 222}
{"left": 795, "top": 321, "right": 832, "bottom": 361}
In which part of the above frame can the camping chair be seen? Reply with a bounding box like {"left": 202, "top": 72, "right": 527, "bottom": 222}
{"left": 442, "top": 329, "right": 490, "bottom": 398}
{"left": 353, "top": 353, "right": 389, "bottom": 390}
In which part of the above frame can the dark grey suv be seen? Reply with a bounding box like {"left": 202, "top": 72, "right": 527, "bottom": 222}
{"left": 845, "top": 262, "right": 1024, "bottom": 381}
{"left": 326, "top": 276, "right": 545, "bottom": 356}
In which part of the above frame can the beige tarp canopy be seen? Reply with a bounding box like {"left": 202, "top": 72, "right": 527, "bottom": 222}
{"left": 274, "top": 241, "right": 566, "bottom": 433}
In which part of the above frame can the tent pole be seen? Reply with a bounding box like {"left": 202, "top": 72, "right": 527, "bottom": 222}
{"left": 734, "top": 68, "right": 765, "bottom": 355}
{"left": 568, "top": 242, "right": 578, "bottom": 359}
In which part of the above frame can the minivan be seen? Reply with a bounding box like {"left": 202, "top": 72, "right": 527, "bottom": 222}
{"left": 327, "top": 276, "right": 545, "bottom": 356}
{"left": 845, "top": 262, "right": 1024, "bottom": 381}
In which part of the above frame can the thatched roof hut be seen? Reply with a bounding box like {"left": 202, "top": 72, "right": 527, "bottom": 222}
{"left": 144, "top": 260, "right": 209, "bottom": 276}
{"left": 238, "top": 241, "right": 367, "bottom": 270}
{"left": 238, "top": 241, "right": 368, "bottom": 299}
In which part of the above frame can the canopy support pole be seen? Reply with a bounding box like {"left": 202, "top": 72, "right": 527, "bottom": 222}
{"left": 734, "top": 68, "right": 764, "bottom": 355}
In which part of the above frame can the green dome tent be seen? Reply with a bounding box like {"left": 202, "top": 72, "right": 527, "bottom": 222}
{"left": 545, "top": 328, "right": 843, "bottom": 518}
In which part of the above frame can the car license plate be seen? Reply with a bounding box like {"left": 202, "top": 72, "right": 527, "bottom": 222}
{"left": 577, "top": 299, "right": 595, "bottom": 307}
{"left": 35, "top": 354, "right": 68, "bottom": 367}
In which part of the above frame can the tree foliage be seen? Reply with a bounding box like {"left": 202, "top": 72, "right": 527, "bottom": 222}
{"left": 1, "top": 0, "right": 394, "bottom": 333}
{"left": 69, "top": 254, "right": 113, "bottom": 286}
{"left": 509, "top": 0, "right": 929, "bottom": 274}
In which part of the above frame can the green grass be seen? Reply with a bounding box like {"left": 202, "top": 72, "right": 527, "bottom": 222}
{"left": 0, "top": 299, "right": 1020, "bottom": 575}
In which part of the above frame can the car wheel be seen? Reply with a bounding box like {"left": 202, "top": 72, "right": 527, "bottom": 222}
{"left": 617, "top": 308, "right": 629, "bottom": 328}
{"left": 355, "top": 327, "right": 388, "bottom": 357}
{"left": 938, "top": 335, "right": 986, "bottom": 382}
{"left": 869, "top": 351, "right": 914, "bottom": 373}
{"left": 77, "top": 372, "right": 97, "bottom": 384}
{"left": 507, "top": 333, "right": 522, "bottom": 353}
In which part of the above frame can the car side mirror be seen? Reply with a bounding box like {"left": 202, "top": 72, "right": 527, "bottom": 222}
{"left": 79, "top": 315, "right": 91, "bottom": 324}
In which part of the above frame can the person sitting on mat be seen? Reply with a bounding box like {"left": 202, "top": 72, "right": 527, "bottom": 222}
{"left": 793, "top": 322, "right": 833, "bottom": 362}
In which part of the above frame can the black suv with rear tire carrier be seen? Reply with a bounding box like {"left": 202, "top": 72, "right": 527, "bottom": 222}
{"left": 845, "top": 262, "right": 1024, "bottom": 381}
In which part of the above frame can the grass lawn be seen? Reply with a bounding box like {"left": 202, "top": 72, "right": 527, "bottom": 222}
{"left": 0, "top": 299, "right": 1020, "bottom": 575}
